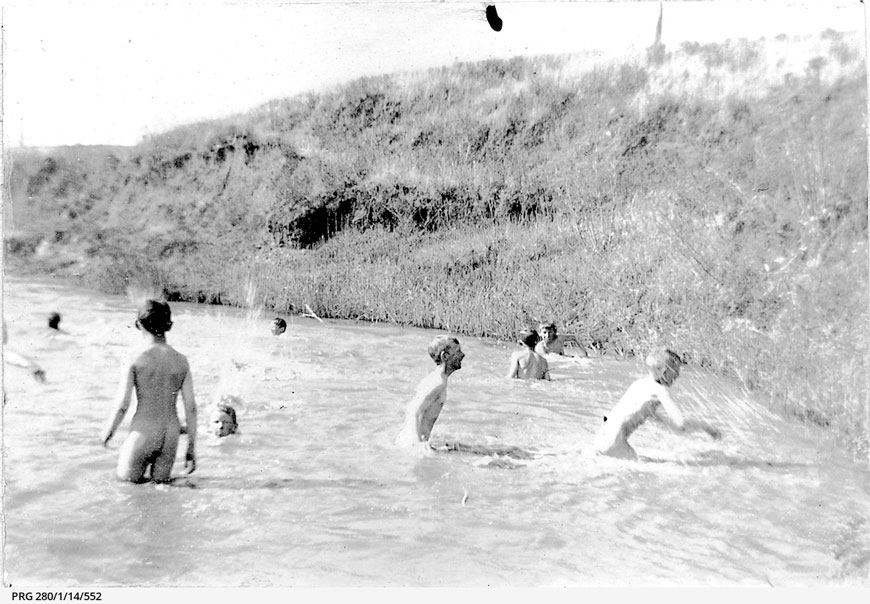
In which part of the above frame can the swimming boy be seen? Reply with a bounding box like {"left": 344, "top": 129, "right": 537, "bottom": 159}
{"left": 397, "top": 336, "right": 465, "bottom": 446}
{"left": 270, "top": 318, "right": 287, "bottom": 336}
{"left": 2, "top": 321, "right": 46, "bottom": 382}
{"left": 536, "top": 322, "right": 586, "bottom": 357}
{"left": 507, "top": 329, "right": 550, "bottom": 380}
{"left": 45, "top": 311, "right": 76, "bottom": 339}
{"left": 101, "top": 299, "right": 197, "bottom": 483}
{"left": 209, "top": 400, "right": 239, "bottom": 438}
{"left": 591, "top": 348, "right": 720, "bottom": 459}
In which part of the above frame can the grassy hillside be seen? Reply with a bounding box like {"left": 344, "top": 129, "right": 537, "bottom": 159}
{"left": 4, "top": 31, "right": 868, "bottom": 455}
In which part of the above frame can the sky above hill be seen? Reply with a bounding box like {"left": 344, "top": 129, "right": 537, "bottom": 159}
{"left": 2, "top": 0, "right": 863, "bottom": 148}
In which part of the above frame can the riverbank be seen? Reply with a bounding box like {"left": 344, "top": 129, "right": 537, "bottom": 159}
{"left": 4, "top": 31, "right": 868, "bottom": 456}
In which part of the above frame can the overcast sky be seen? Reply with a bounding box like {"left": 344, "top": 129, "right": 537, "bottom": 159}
{"left": 1, "top": 0, "right": 863, "bottom": 148}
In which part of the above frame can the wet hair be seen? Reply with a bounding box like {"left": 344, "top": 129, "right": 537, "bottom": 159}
{"left": 48, "top": 312, "right": 61, "bottom": 330}
{"left": 646, "top": 348, "right": 683, "bottom": 385}
{"left": 428, "top": 335, "right": 460, "bottom": 364}
{"left": 271, "top": 318, "right": 287, "bottom": 331}
{"left": 214, "top": 403, "right": 238, "bottom": 432}
{"left": 520, "top": 329, "right": 541, "bottom": 349}
{"left": 539, "top": 322, "right": 557, "bottom": 333}
{"left": 136, "top": 299, "right": 173, "bottom": 337}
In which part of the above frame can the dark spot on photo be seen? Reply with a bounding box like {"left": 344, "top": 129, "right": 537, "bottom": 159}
{"left": 486, "top": 5, "right": 502, "bottom": 32}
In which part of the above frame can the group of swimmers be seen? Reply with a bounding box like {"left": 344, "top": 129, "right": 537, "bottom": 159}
{"left": 6, "top": 299, "right": 721, "bottom": 483}
{"left": 400, "top": 330, "right": 721, "bottom": 460}
{"left": 506, "top": 322, "right": 584, "bottom": 380}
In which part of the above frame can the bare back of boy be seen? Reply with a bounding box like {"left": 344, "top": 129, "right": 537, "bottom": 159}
{"left": 116, "top": 344, "right": 191, "bottom": 482}
{"left": 509, "top": 349, "right": 550, "bottom": 380}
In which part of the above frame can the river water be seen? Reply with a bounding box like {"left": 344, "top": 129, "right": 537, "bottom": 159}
{"left": 2, "top": 275, "right": 868, "bottom": 587}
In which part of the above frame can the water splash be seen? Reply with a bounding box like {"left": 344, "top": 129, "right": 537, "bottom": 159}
{"left": 211, "top": 276, "right": 266, "bottom": 411}
{"left": 124, "top": 283, "right": 164, "bottom": 308}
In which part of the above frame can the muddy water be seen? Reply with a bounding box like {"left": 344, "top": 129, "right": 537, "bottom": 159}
{"left": 2, "top": 276, "right": 868, "bottom": 586}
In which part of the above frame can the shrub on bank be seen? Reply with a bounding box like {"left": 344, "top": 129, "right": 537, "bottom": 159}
{"left": 4, "top": 32, "right": 867, "bottom": 455}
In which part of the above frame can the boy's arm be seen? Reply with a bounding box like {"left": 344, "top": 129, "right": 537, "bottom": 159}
{"left": 507, "top": 353, "right": 519, "bottom": 378}
{"left": 683, "top": 418, "right": 722, "bottom": 439}
{"left": 180, "top": 370, "right": 197, "bottom": 473}
{"left": 656, "top": 388, "right": 686, "bottom": 430}
{"left": 4, "top": 349, "right": 46, "bottom": 382}
{"left": 563, "top": 335, "right": 588, "bottom": 357}
{"left": 543, "top": 357, "right": 551, "bottom": 380}
{"left": 102, "top": 362, "right": 135, "bottom": 446}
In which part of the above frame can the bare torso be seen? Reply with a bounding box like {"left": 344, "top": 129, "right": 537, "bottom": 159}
{"left": 510, "top": 349, "right": 549, "bottom": 380}
{"left": 536, "top": 336, "right": 564, "bottom": 355}
{"left": 129, "top": 344, "right": 189, "bottom": 433}
{"left": 398, "top": 369, "right": 448, "bottom": 445}
{"left": 593, "top": 376, "right": 677, "bottom": 458}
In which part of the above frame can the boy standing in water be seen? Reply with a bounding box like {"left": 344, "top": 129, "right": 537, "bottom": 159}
{"left": 591, "top": 348, "right": 720, "bottom": 459}
{"left": 101, "top": 300, "right": 197, "bottom": 483}
{"left": 397, "top": 336, "right": 465, "bottom": 446}
{"left": 507, "top": 329, "right": 550, "bottom": 380}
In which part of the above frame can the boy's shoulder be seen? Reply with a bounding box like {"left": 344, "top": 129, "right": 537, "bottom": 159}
{"left": 631, "top": 374, "right": 666, "bottom": 393}
{"left": 131, "top": 343, "right": 189, "bottom": 365}
{"left": 418, "top": 367, "right": 445, "bottom": 388}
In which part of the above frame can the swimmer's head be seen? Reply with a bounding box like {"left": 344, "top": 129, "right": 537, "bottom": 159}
{"left": 428, "top": 335, "right": 464, "bottom": 372}
{"left": 646, "top": 348, "right": 683, "bottom": 386}
{"left": 48, "top": 312, "right": 61, "bottom": 330}
{"left": 135, "top": 299, "right": 173, "bottom": 338}
{"left": 520, "top": 329, "right": 541, "bottom": 349}
{"left": 270, "top": 318, "right": 287, "bottom": 336}
{"left": 210, "top": 403, "right": 238, "bottom": 437}
{"left": 539, "top": 322, "right": 557, "bottom": 342}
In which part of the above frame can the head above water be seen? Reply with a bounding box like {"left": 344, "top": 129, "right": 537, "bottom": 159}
{"left": 135, "top": 299, "right": 173, "bottom": 338}
{"left": 210, "top": 403, "right": 238, "bottom": 437}
{"left": 270, "top": 317, "right": 287, "bottom": 336}
{"left": 520, "top": 329, "right": 541, "bottom": 349}
{"left": 646, "top": 348, "right": 683, "bottom": 386}
{"left": 48, "top": 312, "right": 61, "bottom": 330}
{"left": 428, "top": 335, "right": 464, "bottom": 372}
{"left": 539, "top": 322, "right": 557, "bottom": 342}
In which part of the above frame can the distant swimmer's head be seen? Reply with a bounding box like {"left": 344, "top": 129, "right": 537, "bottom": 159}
{"left": 210, "top": 403, "right": 239, "bottom": 437}
{"left": 48, "top": 312, "right": 61, "bottom": 330}
{"left": 646, "top": 348, "right": 683, "bottom": 386}
{"left": 428, "top": 335, "right": 464, "bottom": 373}
{"left": 270, "top": 317, "right": 287, "bottom": 336}
{"left": 135, "top": 299, "right": 173, "bottom": 338}
{"left": 539, "top": 322, "right": 557, "bottom": 343}
{"left": 519, "top": 329, "right": 541, "bottom": 349}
